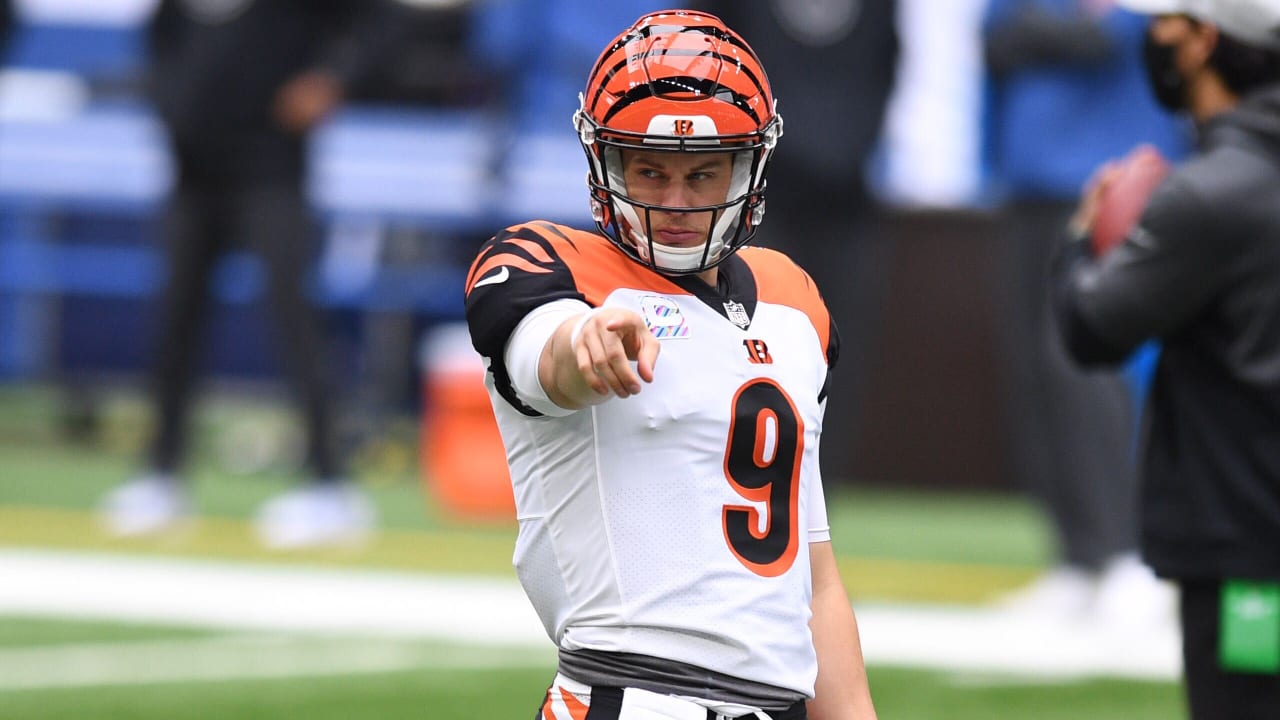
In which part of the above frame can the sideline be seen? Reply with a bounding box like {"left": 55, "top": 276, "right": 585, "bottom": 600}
{"left": 0, "top": 549, "right": 1180, "bottom": 683}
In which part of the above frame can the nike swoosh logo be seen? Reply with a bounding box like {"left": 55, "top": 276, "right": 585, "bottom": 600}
{"left": 473, "top": 266, "right": 510, "bottom": 288}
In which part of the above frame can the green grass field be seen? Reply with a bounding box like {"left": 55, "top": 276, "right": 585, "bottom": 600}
{"left": 0, "top": 383, "right": 1185, "bottom": 718}
{"left": 0, "top": 616, "right": 1181, "bottom": 720}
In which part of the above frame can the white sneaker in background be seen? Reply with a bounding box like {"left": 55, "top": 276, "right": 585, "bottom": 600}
{"left": 1091, "top": 553, "right": 1178, "bottom": 630}
{"left": 100, "top": 474, "right": 188, "bottom": 537}
{"left": 996, "top": 566, "right": 1098, "bottom": 620}
{"left": 254, "top": 483, "right": 375, "bottom": 550}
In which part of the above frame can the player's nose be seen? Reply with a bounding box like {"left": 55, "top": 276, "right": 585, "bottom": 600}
{"left": 657, "top": 182, "right": 696, "bottom": 209}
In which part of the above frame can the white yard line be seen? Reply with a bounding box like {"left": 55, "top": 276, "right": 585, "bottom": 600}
{"left": 0, "top": 635, "right": 554, "bottom": 691}
{"left": 0, "top": 549, "right": 1182, "bottom": 686}
{"left": 856, "top": 603, "right": 1182, "bottom": 682}
{"left": 0, "top": 549, "right": 547, "bottom": 646}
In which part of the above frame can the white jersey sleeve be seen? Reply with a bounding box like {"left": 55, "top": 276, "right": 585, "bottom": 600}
{"left": 504, "top": 298, "right": 591, "bottom": 417}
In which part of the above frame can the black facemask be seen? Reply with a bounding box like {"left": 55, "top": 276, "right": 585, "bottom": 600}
{"left": 1143, "top": 33, "right": 1188, "bottom": 112}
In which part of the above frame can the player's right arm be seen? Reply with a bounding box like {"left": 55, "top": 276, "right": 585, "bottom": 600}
{"left": 465, "top": 222, "right": 659, "bottom": 414}
{"left": 539, "top": 308, "right": 660, "bottom": 409}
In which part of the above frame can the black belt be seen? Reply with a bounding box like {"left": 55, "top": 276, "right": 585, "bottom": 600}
{"left": 582, "top": 686, "right": 807, "bottom": 720}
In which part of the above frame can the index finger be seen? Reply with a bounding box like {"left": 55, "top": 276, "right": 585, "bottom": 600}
{"left": 604, "top": 315, "right": 660, "bottom": 381}
{"left": 635, "top": 334, "right": 660, "bottom": 383}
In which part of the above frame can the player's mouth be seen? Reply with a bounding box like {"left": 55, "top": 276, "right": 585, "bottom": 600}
{"left": 655, "top": 228, "right": 704, "bottom": 247}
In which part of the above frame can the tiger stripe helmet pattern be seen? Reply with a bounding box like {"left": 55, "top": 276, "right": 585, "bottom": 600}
{"left": 573, "top": 10, "right": 783, "bottom": 275}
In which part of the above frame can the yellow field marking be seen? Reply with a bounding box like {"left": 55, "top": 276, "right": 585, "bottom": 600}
{"left": 837, "top": 557, "right": 1038, "bottom": 605}
{"left": 0, "top": 505, "right": 517, "bottom": 574}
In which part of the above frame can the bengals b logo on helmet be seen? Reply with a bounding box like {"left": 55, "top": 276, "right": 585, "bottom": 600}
{"left": 673, "top": 119, "right": 695, "bottom": 136}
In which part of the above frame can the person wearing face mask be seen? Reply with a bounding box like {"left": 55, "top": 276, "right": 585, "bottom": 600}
{"left": 1052, "top": 1, "right": 1280, "bottom": 716}
{"left": 982, "top": 0, "right": 1189, "bottom": 626}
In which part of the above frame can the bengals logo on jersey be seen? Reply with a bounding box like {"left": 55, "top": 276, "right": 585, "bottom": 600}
{"left": 743, "top": 339, "right": 773, "bottom": 364}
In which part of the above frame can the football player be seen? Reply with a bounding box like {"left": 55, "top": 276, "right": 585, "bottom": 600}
{"left": 464, "top": 10, "right": 876, "bottom": 720}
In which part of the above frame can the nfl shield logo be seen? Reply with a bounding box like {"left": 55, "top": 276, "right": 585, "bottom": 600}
{"left": 723, "top": 300, "right": 750, "bottom": 329}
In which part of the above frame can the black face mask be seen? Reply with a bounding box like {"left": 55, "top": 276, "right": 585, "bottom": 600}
{"left": 1143, "top": 33, "right": 1188, "bottom": 112}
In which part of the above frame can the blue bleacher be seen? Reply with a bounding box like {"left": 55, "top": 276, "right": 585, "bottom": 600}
{"left": 0, "top": 18, "right": 593, "bottom": 379}
{"left": 3, "top": 19, "right": 145, "bottom": 79}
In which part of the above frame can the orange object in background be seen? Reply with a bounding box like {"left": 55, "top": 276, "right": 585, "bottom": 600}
{"left": 419, "top": 324, "right": 514, "bottom": 521}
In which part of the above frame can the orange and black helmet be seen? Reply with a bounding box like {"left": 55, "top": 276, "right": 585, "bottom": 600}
{"left": 573, "top": 10, "right": 782, "bottom": 274}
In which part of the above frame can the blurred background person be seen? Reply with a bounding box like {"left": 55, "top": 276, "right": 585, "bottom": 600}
{"left": 1054, "top": 0, "right": 1280, "bottom": 714}
{"left": 876, "top": 0, "right": 989, "bottom": 210}
{"left": 469, "top": 0, "right": 668, "bottom": 137}
{"left": 982, "top": 0, "right": 1189, "bottom": 623}
{"left": 466, "top": 0, "right": 668, "bottom": 239}
{"left": 0, "top": 0, "right": 12, "bottom": 57}
{"left": 698, "top": 0, "right": 899, "bottom": 479}
{"left": 100, "top": 0, "right": 414, "bottom": 549}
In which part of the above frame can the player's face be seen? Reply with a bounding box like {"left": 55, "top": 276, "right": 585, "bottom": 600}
{"left": 620, "top": 150, "right": 734, "bottom": 248}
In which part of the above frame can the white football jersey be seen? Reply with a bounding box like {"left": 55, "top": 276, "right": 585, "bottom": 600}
{"left": 464, "top": 222, "right": 837, "bottom": 697}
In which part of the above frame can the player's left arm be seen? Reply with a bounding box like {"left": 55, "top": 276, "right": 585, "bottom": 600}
{"left": 807, "top": 541, "right": 877, "bottom": 720}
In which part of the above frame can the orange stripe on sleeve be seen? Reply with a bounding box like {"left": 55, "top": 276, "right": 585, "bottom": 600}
{"left": 464, "top": 247, "right": 491, "bottom": 290}
{"left": 509, "top": 237, "right": 556, "bottom": 265}
{"left": 468, "top": 222, "right": 694, "bottom": 307}
{"left": 464, "top": 255, "right": 553, "bottom": 295}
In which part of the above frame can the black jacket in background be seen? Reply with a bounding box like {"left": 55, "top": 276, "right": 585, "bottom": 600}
{"left": 0, "top": 0, "right": 13, "bottom": 58}
{"left": 148, "top": 0, "right": 409, "bottom": 183}
{"left": 1052, "top": 82, "right": 1280, "bottom": 581}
